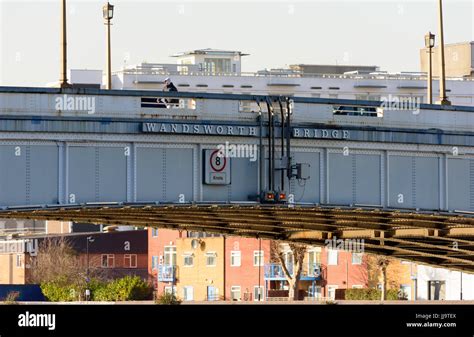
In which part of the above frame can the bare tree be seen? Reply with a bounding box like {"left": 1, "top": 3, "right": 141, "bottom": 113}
{"left": 378, "top": 257, "right": 389, "bottom": 301}
{"left": 29, "top": 237, "right": 81, "bottom": 284}
{"left": 29, "top": 237, "right": 106, "bottom": 285}
{"left": 366, "top": 254, "right": 391, "bottom": 301}
{"left": 271, "top": 241, "right": 307, "bottom": 300}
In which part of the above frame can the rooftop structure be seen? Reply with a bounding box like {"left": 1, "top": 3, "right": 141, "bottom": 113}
{"left": 86, "top": 46, "right": 474, "bottom": 106}
{"left": 420, "top": 41, "right": 474, "bottom": 78}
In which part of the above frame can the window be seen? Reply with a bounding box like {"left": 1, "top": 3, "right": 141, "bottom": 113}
{"left": 101, "top": 254, "right": 115, "bottom": 268}
{"left": 400, "top": 285, "right": 411, "bottom": 300}
{"left": 206, "top": 252, "right": 217, "bottom": 266}
{"left": 253, "top": 251, "right": 264, "bottom": 267}
{"left": 164, "top": 246, "right": 177, "bottom": 266}
{"left": 207, "top": 286, "right": 219, "bottom": 301}
{"left": 164, "top": 286, "right": 177, "bottom": 296}
{"left": 308, "top": 249, "right": 321, "bottom": 270}
{"left": 151, "top": 228, "right": 159, "bottom": 237}
{"left": 204, "top": 58, "right": 231, "bottom": 74}
{"left": 124, "top": 254, "right": 137, "bottom": 268}
{"left": 283, "top": 251, "right": 294, "bottom": 272}
{"left": 183, "top": 253, "right": 194, "bottom": 267}
{"left": 231, "top": 251, "right": 241, "bottom": 267}
{"left": 16, "top": 254, "right": 23, "bottom": 268}
{"left": 231, "top": 286, "right": 241, "bottom": 301}
{"left": 308, "top": 285, "right": 322, "bottom": 299}
{"left": 151, "top": 256, "right": 158, "bottom": 270}
{"left": 254, "top": 286, "right": 264, "bottom": 301}
{"left": 327, "top": 249, "right": 338, "bottom": 266}
{"left": 187, "top": 231, "right": 221, "bottom": 238}
{"left": 352, "top": 253, "right": 363, "bottom": 265}
{"left": 428, "top": 281, "right": 446, "bottom": 300}
{"left": 327, "top": 285, "right": 338, "bottom": 300}
{"left": 183, "top": 286, "right": 194, "bottom": 301}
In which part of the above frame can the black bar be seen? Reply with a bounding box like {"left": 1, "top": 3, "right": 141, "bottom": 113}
{"left": 1, "top": 304, "right": 473, "bottom": 337}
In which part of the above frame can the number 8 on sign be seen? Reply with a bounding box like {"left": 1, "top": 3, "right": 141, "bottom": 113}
{"left": 210, "top": 149, "right": 227, "bottom": 172}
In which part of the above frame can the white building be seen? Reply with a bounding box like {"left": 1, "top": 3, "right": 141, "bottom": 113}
{"left": 416, "top": 265, "right": 474, "bottom": 300}
{"left": 65, "top": 46, "right": 474, "bottom": 106}
{"left": 92, "top": 47, "right": 474, "bottom": 106}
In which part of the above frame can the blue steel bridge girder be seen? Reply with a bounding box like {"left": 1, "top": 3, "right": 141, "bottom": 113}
{"left": 1, "top": 204, "right": 474, "bottom": 273}
{"left": 1, "top": 88, "right": 474, "bottom": 272}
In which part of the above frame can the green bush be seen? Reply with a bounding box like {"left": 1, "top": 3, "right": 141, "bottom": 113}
{"left": 94, "top": 276, "right": 153, "bottom": 301}
{"left": 155, "top": 292, "right": 182, "bottom": 305}
{"left": 41, "top": 276, "right": 153, "bottom": 302}
{"left": 41, "top": 282, "right": 78, "bottom": 302}
{"left": 345, "top": 288, "right": 405, "bottom": 300}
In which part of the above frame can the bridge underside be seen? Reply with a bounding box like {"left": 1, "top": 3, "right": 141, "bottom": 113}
{"left": 2, "top": 204, "right": 474, "bottom": 273}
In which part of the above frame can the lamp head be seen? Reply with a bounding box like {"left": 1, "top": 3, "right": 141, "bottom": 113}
{"left": 103, "top": 2, "right": 114, "bottom": 20}
{"left": 425, "top": 32, "right": 435, "bottom": 49}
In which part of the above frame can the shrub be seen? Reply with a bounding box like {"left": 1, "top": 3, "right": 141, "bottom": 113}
{"left": 94, "top": 276, "right": 153, "bottom": 301}
{"left": 345, "top": 288, "right": 406, "bottom": 301}
{"left": 41, "top": 276, "right": 152, "bottom": 302}
{"left": 4, "top": 291, "right": 20, "bottom": 304}
{"left": 41, "top": 282, "right": 77, "bottom": 302}
{"left": 155, "top": 293, "right": 182, "bottom": 305}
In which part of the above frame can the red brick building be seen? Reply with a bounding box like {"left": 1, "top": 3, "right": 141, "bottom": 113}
{"left": 225, "top": 237, "right": 271, "bottom": 301}
{"left": 148, "top": 228, "right": 369, "bottom": 301}
{"left": 148, "top": 228, "right": 183, "bottom": 295}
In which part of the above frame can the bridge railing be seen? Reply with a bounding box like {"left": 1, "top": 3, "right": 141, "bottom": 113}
{"left": 0, "top": 86, "right": 473, "bottom": 132}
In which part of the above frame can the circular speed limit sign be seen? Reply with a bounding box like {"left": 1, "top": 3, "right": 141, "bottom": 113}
{"left": 210, "top": 150, "right": 227, "bottom": 172}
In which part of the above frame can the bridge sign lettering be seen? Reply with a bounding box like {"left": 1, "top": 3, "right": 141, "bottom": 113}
{"left": 142, "top": 122, "right": 350, "bottom": 140}
{"left": 142, "top": 122, "right": 258, "bottom": 137}
{"left": 292, "top": 128, "right": 350, "bottom": 139}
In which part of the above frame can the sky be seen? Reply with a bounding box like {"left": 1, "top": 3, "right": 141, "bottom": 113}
{"left": 0, "top": 0, "right": 472, "bottom": 86}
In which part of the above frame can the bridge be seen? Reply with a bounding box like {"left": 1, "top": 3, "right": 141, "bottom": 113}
{"left": 0, "top": 86, "right": 474, "bottom": 272}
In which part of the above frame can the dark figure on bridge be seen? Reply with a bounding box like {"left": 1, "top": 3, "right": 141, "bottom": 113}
{"left": 162, "top": 77, "right": 179, "bottom": 107}
{"left": 163, "top": 77, "right": 178, "bottom": 92}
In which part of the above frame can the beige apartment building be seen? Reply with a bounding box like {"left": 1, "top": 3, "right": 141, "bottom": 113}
{"left": 420, "top": 41, "right": 474, "bottom": 78}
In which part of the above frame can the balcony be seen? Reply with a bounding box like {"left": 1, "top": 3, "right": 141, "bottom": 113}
{"left": 157, "top": 265, "right": 176, "bottom": 282}
{"left": 264, "top": 263, "right": 321, "bottom": 281}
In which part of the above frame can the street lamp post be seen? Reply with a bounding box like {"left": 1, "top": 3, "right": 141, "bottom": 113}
{"left": 85, "top": 236, "right": 95, "bottom": 301}
{"left": 103, "top": 2, "right": 114, "bottom": 90}
{"left": 425, "top": 32, "right": 435, "bottom": 104}
{"left": 59, "top": 0, "right": 69, "bottom": 88}
{"left": 437, "top": 0, "right": 451, "bottom": 105}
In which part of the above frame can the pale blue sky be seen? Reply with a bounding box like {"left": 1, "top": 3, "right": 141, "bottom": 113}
{"left": 0, "top": 0, "right": 472, "bottom": 86}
